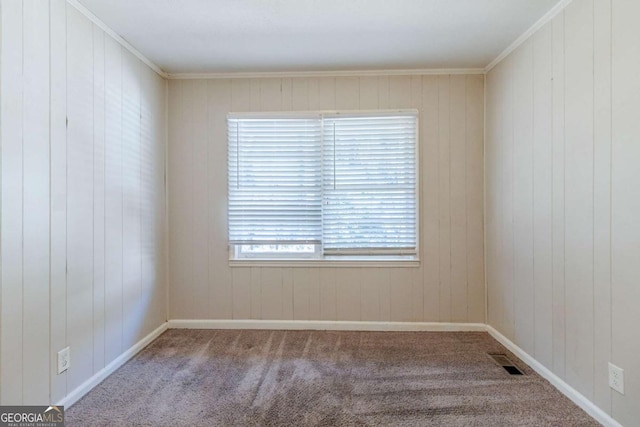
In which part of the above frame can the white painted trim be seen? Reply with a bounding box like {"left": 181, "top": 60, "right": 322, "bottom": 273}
{"left": 54, "top": 318, "right": 620, "bottom": 427}
{"left": 167, "top": 68, "right": 486, "bottom": 80}
{"left": 168, "top": 319, "right": 486, "bottom": 332}
{"left": 228, "top": 260, "right": 420, "bottom": 268}
{"left": 484, "top": 0, "right": 574, "bottom": 73}
{"left": 486, "top": 325, "right": 623, "bottom": 427}
{"left": 57, "top": 322, "right": 168, "bottom": 408}
{"left": 65, "top": 0, "right": 168, "bottom": 78}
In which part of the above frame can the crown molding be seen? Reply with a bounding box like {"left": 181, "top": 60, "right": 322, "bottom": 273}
{"left": 66, "top": 0, "right": 573, "bottom": 81}
{"left": 484, "top": 0, "right": 574, "bottom": 73}
{"left": 166, "top": 68, "right": 486, "bottom": 80}
{"left": 66, "top": 0, "right": 168, "bottom": 79}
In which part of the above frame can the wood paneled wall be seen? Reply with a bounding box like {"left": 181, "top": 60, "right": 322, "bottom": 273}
{"left": 168, "top": 74, "right": 485, "bottom": 324}
{"left": 0, "top": 0, "right": 167, "bottom": 404}
{"left": 485, "top": 0, "right": 640, "bottom": 424}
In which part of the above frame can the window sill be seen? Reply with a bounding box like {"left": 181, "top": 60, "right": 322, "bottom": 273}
{"left": 228, "top": 257, "right": 420, "bottom": 268}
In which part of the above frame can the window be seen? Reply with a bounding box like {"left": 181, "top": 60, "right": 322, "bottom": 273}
{"left": 228, "top": 111, "right": 418, "bottom": 262}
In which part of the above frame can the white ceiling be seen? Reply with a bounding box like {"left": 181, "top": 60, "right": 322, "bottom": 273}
{"left": 78, "top": 0, "right": 562, "bottom": 74}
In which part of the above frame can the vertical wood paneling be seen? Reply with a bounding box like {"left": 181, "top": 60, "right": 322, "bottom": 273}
{"left": 319, "top": 268, "right": 337, "bottom": 321}
{"left": 250, "top": 79, "right": 260, "bottom": 110}
{"left": 169, "top": 73, "right": 485, "bottom": 326}
{"left": 563, "top": 0, "right": 594, "bottom": 399}
{"left": 437, "top": 76, "right": 452, "bottom": 322}
{"left": 359, "top": 77, "right": 378, "bottom": 108}
{"left": 104, "top": 37, "right": 124, "bottom": 362}
{"left": 335, "top": 77, "right": 359, "bottom": 109}
{"left": 360, "top": 269, "right": 380, "bottom": 321}
{"left": 503, "top": 56, "right": 516, "bottom": 340}
{"left": 282, "top": 268, "right": 294, "bottom": 319}
{"left": 260, "top": 78, "right": 282, "bottom": 111}
{"left": 465, "top": 74, "right": 485, "bottom": 323}
{"left": 207, "top": 79, "right": 233, "bottom": 319}
{"left": 389, "top": 76, "right": 411, "bottom": 108}
{"left": 294, "top": 268, "right": 321, "bottom": 320}
{"left": 410, "top": 76, "right": 425, "bottom": 323}
{"left": 142, "top": 66, "right": 165, "bottom": 336}
{"left": 390, "top": 269, "right": 413, "bottom": 322}
{"left": 0, "top": 0, "right": 166, "bottom": 405}
{"left": 512, "top": 41, "right": 535, "bottom": 355}
{"left": 169, "top": 79, "right": 192, "bottom": 319}
{"left": 157, "top": 77, "right": 168, "bottom": 327}
{"left": 592, "top": 0, "right": 612, "bottom": 414}
{"left": 49, "top": 0, "right": 68, "bottom": 403}
{"left": 291, "top": 78, "right": 308, "bottom": 111}
{"left": 154, "top": 75, "right": 168, "bottom": 328}
{"left": 307, "top": 268, "right": 321, "bottom": 320}
{"left": 91, "top": 24, "right": 106, "bottom": 374}
{"left": 611, "top": 0, "right": 640, "bottom": 424}
{"left": 484, "top": 66, "right": 501, "bottom": 329}
{"left": 250, "top": 267, "right": 261, "bottom": 318}
{"left": 377, "top": 268, "right": 391, "bottom": 321}
{"left": 281, "top": 78, "right": 292, "bottom": 111}
{"left": 486, "top": 0, "right": 640, "bottom": 423}
{"left": 139, "top": 65, "right": 155, "bottom": 334}
{"left": 22, "top": 0, "right": 50, "bottom": 403}
{"left": 231, "top": 268, "right": 251, "bottom": 319}
{"left": 191, "top": 80, "right": 209, "bottom": 319}
{"left": 551, "top": 12, "right": 566, "bottom": 379}
{"left": 378, "top": 77, "right": 390, "bottom": 108}
{"left": 66, "top": 4, "right": 95, "bottom": 392}
{"left": 317, "top": 77, "right": 336, "bottom": 110}
{"left": 532, "top": 23, "right": 553, "bottom": 369}
{"left": 121, "top": 51, "right": 142, "bottom": 349}
{"left": 497, "top": 62, "right": 508, "bottom": 336}
{"left": 421, "top": 76, "right": 440, "bottom": 322}
{"left": 293, "top": 268, "right": 310, "bottom": 320}
{"left": 410, "top": 267, "right": 423, "bottom": 322}
{"left": 336, "top": 268, "right": 361, "bottom": 321}
{"left": 261, "top": 269, "right": 283, "bottom": 320}
{"left": 0, "top": 0, "right": 24, "bottom": 404}
{"left": 449, "top": 75, "right": 467, "bottom": 322}
{"left": 307, "top": 78, "right": 319, "bottom": 110}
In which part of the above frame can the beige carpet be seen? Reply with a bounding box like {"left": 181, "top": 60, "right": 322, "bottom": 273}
{"left": 67, "top": 330, "right": 599, "bottom": 426}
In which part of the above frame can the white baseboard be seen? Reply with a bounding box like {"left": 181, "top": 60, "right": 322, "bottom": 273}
{"left": 167, "top": 319, "right": 486, "bottom": 332}
{"left": 58, "top": 319, "right": 622, "bottom": 427}
{"left": 486, "top": 325, "right": 622, "bottom": 427}
{"left": 58, "top": 322, "right": 168, "bottom": 408}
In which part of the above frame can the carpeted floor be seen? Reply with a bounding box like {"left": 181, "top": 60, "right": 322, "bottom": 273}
{"left": 67, "top": 329, "right": 599, "bottom": 426}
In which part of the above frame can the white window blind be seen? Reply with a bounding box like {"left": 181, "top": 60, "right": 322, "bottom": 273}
{"left": 227, "top": 111, "right": 418, "bottom": 259}
{"left": 322, "top": 114, "right": 418, "bottom": 255}
{"left": 227, "top": 116, "right": 322, "bottom": 245}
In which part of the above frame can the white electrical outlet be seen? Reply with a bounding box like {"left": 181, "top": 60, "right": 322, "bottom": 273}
{"left": 57, "top": 347, "right": 70, "bottom": 374}
{"left": 608, "top": 362, "right": 624, "bottom": 394}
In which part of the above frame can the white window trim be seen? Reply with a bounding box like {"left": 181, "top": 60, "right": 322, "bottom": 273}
{"left": 228, "top": 258, "right": 421, "bottom": 268}
{"left": 227, "top": 109, "right": 420, "bottom": 267}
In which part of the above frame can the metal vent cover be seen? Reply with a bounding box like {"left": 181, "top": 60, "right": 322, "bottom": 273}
{"left": 488, "top": 353, "right": 524, "bottom": 375}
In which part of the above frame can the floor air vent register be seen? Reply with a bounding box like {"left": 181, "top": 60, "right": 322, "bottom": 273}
{"left": 488, "top": 353, "right": 525, "bottom": 375}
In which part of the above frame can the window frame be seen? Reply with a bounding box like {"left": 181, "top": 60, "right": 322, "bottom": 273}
{"left": 227, "top": 109, "right": 420, "bottom": 267}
